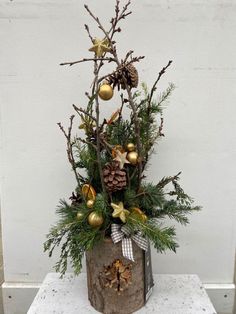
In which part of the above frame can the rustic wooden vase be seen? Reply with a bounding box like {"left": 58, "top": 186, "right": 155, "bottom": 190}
{"left": 86, "top": 237, "right": 152, "bottom": 314}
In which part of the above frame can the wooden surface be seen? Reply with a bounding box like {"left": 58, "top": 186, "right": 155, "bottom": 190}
{"left": 86, "top": 239, "right": 145, "bottom": 314}
{"left": 27, "top": 273, "right": 216, "bottom": 314}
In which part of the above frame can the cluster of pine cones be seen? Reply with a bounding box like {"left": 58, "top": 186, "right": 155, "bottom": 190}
{"left": 103, "top": 161, "right": 127, "bottom": 193}
{"left": 108, "top": 63, "right": 138, "bottom": 90}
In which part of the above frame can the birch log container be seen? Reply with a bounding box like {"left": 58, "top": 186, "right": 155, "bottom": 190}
{"left": 86, "top": 238, "right": 154, "bottom": 314}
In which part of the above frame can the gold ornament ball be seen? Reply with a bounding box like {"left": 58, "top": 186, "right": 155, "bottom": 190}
{"left": 88, "top": 211, "right": 104, "bottom": 228}
{"left": 98, "top": 84, "right": 114, "bottom": 101}
{"left": 126, "top": 143, "right": 135, "bottom": 152}
{"left": 127, "top": 151, "right": 138, "bottom": 165}
{"left": 76, "top": 212, "right": 84, "bottom": 220}
{"left": 87, "top": 199, "right": 95, "bottom": 209}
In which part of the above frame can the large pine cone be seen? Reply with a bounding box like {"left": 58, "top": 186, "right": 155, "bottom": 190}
{"left": 103, "top": 161, "right": 127, "bottom": 192}
{"left": 108, "top": 63, "right": 139, "bottom": 90}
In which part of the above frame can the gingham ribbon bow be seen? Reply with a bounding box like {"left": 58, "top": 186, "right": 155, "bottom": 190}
{"left": 111, "top": 223, "right": 148, "bottom": 262}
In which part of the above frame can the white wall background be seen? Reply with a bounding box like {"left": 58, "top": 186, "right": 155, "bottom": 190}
{"left": 0, "top": 0, "right": 236, "bottom": 313}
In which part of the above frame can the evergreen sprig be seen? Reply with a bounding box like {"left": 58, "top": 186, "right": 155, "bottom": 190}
{"left": 127, "top": 217, "right": 178, "bottom": 253}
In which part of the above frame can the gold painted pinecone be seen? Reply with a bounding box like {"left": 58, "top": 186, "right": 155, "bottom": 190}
{"left": 103, "top": 161, "right": 127, "bottom": 192}
{"left": 108, "top": 63, "right": 139, "bottom": 90}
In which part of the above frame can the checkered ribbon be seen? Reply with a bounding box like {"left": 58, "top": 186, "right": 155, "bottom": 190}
{"left": 111, "top": 224, "right": 148, "bottom": 262}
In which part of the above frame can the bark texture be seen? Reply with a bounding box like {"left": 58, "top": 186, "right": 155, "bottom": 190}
{"left": 86, "top": 238, "right": 145, "bottom": 314}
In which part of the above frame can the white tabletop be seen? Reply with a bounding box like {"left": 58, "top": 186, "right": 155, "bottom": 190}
{"left": 27, "top": 273, "right": 216, "bottom": 314}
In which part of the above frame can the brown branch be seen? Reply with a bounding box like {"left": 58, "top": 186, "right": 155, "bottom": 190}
{"left": 93, "top": 59, "right": 106, "bottom": 194}
{"left": 109, "top": 0, "right": 132, "bottom": 37}
{"left": 100, "top": 139, "right": 113, "bottom": 157}
{"left": 148, "top": 60, "right": 173, "bottom": 108}
{"left": 77, "top": 137, "right": 97, "bottom": 149}
{"left": 57, "top": 116, "right": 83, "bottom": 187}
{"left": 60, "top": 57, "right": 115, "bottom": 67}
{"left": 72, "top": 104, "right": 96, "bottom": 121}
{"left": 84, "top": 24, "right": 94, "bottom": 43}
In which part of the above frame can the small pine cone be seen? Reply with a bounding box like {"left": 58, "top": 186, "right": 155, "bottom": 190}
{"left": 108, "top": 64, "right": 139, "bottom": 90}
{"left": 124, "top": 64, "right": 139, "bottom": 89}
{"left": 103, "top": 161, "right": 127, "bottom": 193}
{"left": 69, "top": 192, "right": 82, "bottom": 206}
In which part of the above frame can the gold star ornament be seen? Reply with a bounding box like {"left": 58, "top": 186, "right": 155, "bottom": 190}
{"left": 111, "top": 202, "right": 130, "bottom": 223}
{"left": 113, "top": 150, "right": 130, "bottom": 169}
{"left": 89, "top": 38, "right": 111, "bottom": 57}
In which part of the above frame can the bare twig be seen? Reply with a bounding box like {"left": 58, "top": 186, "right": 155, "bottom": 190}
{"left": 148, "top": 60, "right": 173, "bottom": 108}
{"left": 100, "top": 138, "right": 113, "bottom": 156}
{"left": 158, "top": 117, "right": 165, "bottom": 137}
{"left": 72, "top": 104, "right": 96, "bottom": 121}
{"left": 93, "top": 59, "right": 106, "bottom": 194}
{"left": 60, "top": 57, "right": 115, "bottom": 67}
{"left": 57, "top": 116, "right": 83, "bottom": 186}
{"left": 77, "top": 137, "right": 97, "bottom": 149}
{"left": 84, "top": 24, "right": 94, "bottom": 43}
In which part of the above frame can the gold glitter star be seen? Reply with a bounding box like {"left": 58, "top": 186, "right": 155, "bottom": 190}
{"left": 89, "top": 38, "right": 110, "bottom": 57}
{"left": 111, "top": 202, "right": 130, "bottom": 223}
{"left": 113, "top": 150, "right": 130, "bottom": 169}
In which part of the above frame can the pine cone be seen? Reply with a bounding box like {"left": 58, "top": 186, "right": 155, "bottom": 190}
{"left": 122, "top": 64, "right": 139, "bottom": 89}
{"left": 108, "top": 63, "right": 139, "bottom": 90}
{"left": 69, "top": 192, "right": 82, "bottom": 206}
{"left": 103, "top": 161, "right": 127, "bottom": 192}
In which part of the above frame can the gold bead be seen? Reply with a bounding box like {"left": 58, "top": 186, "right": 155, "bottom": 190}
{"left": 88, "top": 211, "right": 104, "bottom": 228}
{"left": 127, "top": 151, "right": 138, "bottom": 165}
{"left": 86, "top": 199, "right": 95, "bottom": 209}
{"left": 98, "top": 84, "right": 113, "bottom": 101}
{"left": 126, "top": 143, "right": 135, "bottom": 152}
{"left": 76, "top": 212, "right": 84, "bottom": 220}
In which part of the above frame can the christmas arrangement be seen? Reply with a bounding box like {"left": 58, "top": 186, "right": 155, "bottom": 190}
{"left": 44, "top": 1, "right": 200, "bottom": 313}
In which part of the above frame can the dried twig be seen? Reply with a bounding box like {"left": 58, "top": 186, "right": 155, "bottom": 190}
{"left": 73, "top": 104, "right": 96, "bottom": 121}
{"left": 84, "top": 24, "right": 94, "bottom": 43}
{"left": 60, "top": 57, "right": 115, "bottom": 67}
{"left": 148, "top": 60, "right": 173, "bottom": 108}
{"left": 93, "top": 59, "right": 107, "bottom": 194}
{"left": 57, "top": 116, "right": 83, "bottom": 186}
{"left": 77, "top": 137, "right": 97, "bottom": 149}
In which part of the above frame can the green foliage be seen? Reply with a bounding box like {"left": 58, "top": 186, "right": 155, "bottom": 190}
{"left": 136, "top": 183, "right": 165, "bottom": 214}
{"left": 156, "top": 199, "right": 201, "bottom": 225}
{"left": 44, "top": 200, "right": 103, "bottom": 276}
{"left": 106, "top": 119, "right": 133, "bottom": 146}
{"left": 132, "top": 83, "right": 175, "bottom": 166}
{"left": 127, "top": 216, "right": 178, "bottom": 253}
